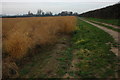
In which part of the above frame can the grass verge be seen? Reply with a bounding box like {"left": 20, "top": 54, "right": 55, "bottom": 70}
{"left": 86, "top": 17, "right": 120, "bottom": 26}
{"left": 90, "top": 21, "right": 120, "bottom": 32}
{"left": 71, "top": 18, "right": 118, "bottom": 78}
{"left": 57, "top": 47, "right": 73, "bottom": 77}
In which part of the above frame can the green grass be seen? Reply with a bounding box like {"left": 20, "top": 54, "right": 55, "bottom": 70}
{"left": 86, "top": 17, "right": 120, "bottom": 26}
{"left": 90, "top": 21, "right": 120, "bottom": 32}
{"left": 57, "top": 48, "right": 73, "bottom": 76}
{"left": 71, "top": 18, "right": 118, "bottom": 78}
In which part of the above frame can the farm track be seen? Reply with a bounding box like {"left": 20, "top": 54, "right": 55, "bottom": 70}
{"left": 80, "top": 18, "right": 120, "bottom": 57}
{"left": 19, "top": 34, "right": 72, "bottom": 78}
{"left": 90, "top": 20, "right": 120, "bottom": 29}
{"left": 63, "top": 49, "right": 79, "bottom": 78}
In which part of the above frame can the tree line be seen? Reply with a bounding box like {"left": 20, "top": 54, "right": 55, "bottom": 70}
{"left": 28, "top": 9, "right": 78, "bottom": 16}
{"left": 2, "top": 9, "right": 78, "bottom": 18}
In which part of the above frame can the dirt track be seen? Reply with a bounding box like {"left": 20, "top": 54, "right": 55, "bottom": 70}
{"left": 80, "top": 18, "right": 120, "bottom": 56}
{"left": 19, "top": 34, "right": 72, "bottom": 78}
{"left": 90, "top": 20, "right": 120, "bottom": 29}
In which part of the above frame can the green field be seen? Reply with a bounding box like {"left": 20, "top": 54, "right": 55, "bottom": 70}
{"left": 86, "top": 17, "right": 120, "bottom": 26}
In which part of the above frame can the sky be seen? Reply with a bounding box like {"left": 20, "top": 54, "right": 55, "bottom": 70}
{"left": 1, "top": 0, "right": 119, "bottom": 15}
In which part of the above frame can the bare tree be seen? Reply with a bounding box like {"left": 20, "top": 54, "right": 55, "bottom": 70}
{"left": 37, "top": 9, "right": 43, "bottom": 15}
{"left": 28, "top": 11, "right": 33, "bottom": 15}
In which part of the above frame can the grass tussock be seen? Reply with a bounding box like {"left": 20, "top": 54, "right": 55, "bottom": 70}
{"left": 2, "top": 57, "right": 19, "bottom": 78}
{"left": 3, "top": 32, "right": 33, "bottom": 59}
{"left": 2, "top": 16, "right": 76, "bottom": 59}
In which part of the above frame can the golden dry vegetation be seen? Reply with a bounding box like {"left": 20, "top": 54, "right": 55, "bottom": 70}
{"left": 2, "top": 16, "right": 76, "bottom": 59}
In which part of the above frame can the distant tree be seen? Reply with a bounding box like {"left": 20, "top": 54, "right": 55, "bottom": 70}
{"left": 42, "top": 12, "right": 45, "bottom": 16}
{"left": 73, "top": 12, "right": 78, "bottom": 16}
{"left": 54, "top": 14, "right": 58, "bottom": 16}
{"left": 28, "top": 11, "right": 31, "bottom": 15}
{"left": 45, "top": 12, "right": 53, "bottom": 16}
{"left": 37, "top": 9, "right": 43, "bottom": 15}
{"left": 28, "top": 11, "right": 33, "bottom": 16}
{"left": 49, "top": 12, "right": 53, "bottom": 16}
{"left": 69, "top": 12, "right": 73, "bottom": 15}
{"left": 59, "top": 11, "right": 67, "bottom": 16}
{"left": 58, "top": 11, "right": 75, "bottom": 16}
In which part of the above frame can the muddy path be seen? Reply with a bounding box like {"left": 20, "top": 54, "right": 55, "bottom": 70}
{"left": 80, "top": 18, "right": 120, "bottom": 56}
{"left": 19, "top": 34, "right": 72, "bottom": 78}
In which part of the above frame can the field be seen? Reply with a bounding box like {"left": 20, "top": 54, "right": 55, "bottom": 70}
{"left": 2, "top": 16, "right": 76, "bottom": 59}
{"left": 2, "top": 16, "right": 76, "bottom": 78}
{"left": 2, "top": 16, "right": 119, "bottom": 78}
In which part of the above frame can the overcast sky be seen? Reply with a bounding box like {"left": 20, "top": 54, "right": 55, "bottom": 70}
{"left": 1, "top": 0, "right": 119, "bottom": 15}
